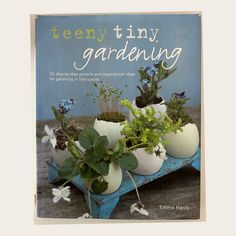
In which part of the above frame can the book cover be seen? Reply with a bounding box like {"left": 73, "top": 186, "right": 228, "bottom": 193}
{"left": 34, "top": 13, "right": 203, "bottom": 221}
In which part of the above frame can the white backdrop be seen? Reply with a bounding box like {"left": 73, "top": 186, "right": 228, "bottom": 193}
{"left": 1, "top": 0, "right": 236, "bottom": 235}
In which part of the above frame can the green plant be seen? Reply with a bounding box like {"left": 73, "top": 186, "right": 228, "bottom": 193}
{"left": 136, "top": 61, "right": 177, "bottom": 108}
{"left": 87, "top": 81, "right": 126, "bottom": 122}
{"left": 120, "top": 99, "right": 182, "bottom": 153}
{"left": 42, "top": 99, "right": 84, "bottom": 150}
{"left": 51, "top": 112, "right": 84, "bottom": 148}
{"left": 58, "top": 127, "right": 138, "bottom": 194}
{"left": 165, "top": 92, "right": 193, "bottom": 126}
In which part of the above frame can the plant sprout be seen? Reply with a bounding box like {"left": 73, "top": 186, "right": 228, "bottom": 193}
{"left": 88, "top": 81, "right": 126, "bottom": 122}
{"left": 120, "top": 99, "right": 182, "bottom": 153}
{"left": 48, "top": 99, "right": 85, "bottom": 150}
{"left": 165, "top": 92, "right": 193, "bottom": 126}
{"left": 136, "top": 61, "right": 177, "bottom": 108}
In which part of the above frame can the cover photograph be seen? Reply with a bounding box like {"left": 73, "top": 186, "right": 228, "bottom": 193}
{"left": 34, "top": 13, "right": 203, "bottom": 221}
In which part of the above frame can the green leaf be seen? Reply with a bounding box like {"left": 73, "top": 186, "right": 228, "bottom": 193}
{"left": 91, "top": 179, "right": 108, "bottom": 194}
{"left": 63, "top": 117, "right": 70, "bottom": 128}
{"left": 85, "top": 154, "right": 110, "bottom": 176}
{"left": 51, "top": 106, "right": 64, "bottom": 122}
{"left": 138, "top": 69, "right": 147, "bottom": 80}
{"left": 80, "top": 164, "right": 99, "bottom": 179}
{"left": 78, "top": 127, "right": 100, "bottom": 149}
{"left": 117, "top": 153, "right": 138, "bottom": 170}
{"left": 113, "top": 140, "right": 124, "bottom": 154}
{"left": 113, "top": 142, "right": 120, "bottom": 153}
{"left": 95, "top": 135, "right": 108, "bottom": 147}
{"left": 136, "top": 85, "right": 145, "bottom": 98}
{"left": 67, "top": 141, "right": 82, "bottom": 159}
{"left": 93, "top": 136, "right": 108, "bottom": 156}
{"left": 166, "top": 67, "right": 177, "bottom": 77}
{"left": 58, "top": 157, "right": 80, "bottom": 179}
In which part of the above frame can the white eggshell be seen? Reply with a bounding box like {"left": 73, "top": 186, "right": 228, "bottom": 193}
{"left": 83, "top": 162, "right": 122, "bottom": 195}
{"left": 50, "top": 141, "right": 84, "bottom": 166}
{"left": 131, "top": 144, "right": 165, "bottom": 175}
{"left": 93, "top": 118, "right": 125, "bottom": 149}
{"left": 163, "top": 123, "right": 199, "bottom": 158}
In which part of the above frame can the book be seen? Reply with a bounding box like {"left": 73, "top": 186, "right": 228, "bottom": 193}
{"left": 34, "top": 13, "right": 203, "bottom": 222}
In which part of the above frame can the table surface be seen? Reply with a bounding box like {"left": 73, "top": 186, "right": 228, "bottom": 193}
{"left": 48, "top": 150, "right": 200, "bottom": 201}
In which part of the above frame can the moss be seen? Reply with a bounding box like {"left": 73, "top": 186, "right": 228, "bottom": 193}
{"left": 97, "top": 112, "right": 126, "bottom": 123}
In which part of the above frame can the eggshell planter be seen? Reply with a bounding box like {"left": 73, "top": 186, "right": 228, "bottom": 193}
{"left": 93, "top": 118, "right": 125, "bottom": 149}
{"left": 129, "top": 98, "right": 167, "bottom": 121}
{"left": 83, "top": 162, "right": 123, "bottom": 195}
{"left": 131, "top": 145, "right": 165, "bottom": 175}
{"left": 163, "top": 123, "right": 199, "bottom": 158}
{"left": 50, "top": 141, "right": 84, "bottom": 166}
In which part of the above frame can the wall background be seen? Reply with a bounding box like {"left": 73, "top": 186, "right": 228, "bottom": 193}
{"left": 36, "top": 14, "right": 201, "bottom": 120}
{"left": 2, "top": 0, "right": 236, "bottom": 234}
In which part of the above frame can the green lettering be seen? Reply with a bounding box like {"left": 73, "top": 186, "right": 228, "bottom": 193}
{"left": 97, "top": 29, "right": 107, "bottom": 43}
{"left": 63, "top": 29, "right": 71, "bottom": 39}
{"left": 51, "top": 26, "right": 59, "bottom": 39}
{"left": 74, "top": 29, "right": 83, "bottom": 39}
{"left": 86, "top": 28, "right": 96, "bottom": 39}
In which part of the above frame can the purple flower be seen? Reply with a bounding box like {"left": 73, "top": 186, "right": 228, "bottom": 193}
{"left": 172, "top": 92, "right": 186, "bottom": 99}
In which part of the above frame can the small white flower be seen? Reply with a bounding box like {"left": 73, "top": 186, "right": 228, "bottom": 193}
{"left": 130, "top": 203, "right": 149, "bottom": 216}
{"left": 52, "top": 186, "right": 71, "bottom": 203}
{"left": 42, "top": 125, "right": 57, "bottom": 148}
{"left": 78, "top": 213, "right": 93, "bottom": 219}
{"left": 155, "top": 144, "right": 167, "bottom": 160}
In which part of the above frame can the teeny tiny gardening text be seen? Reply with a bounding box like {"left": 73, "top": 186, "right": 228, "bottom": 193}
{"left": 50, "top": 25, "right": 182, "bottom": 70}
